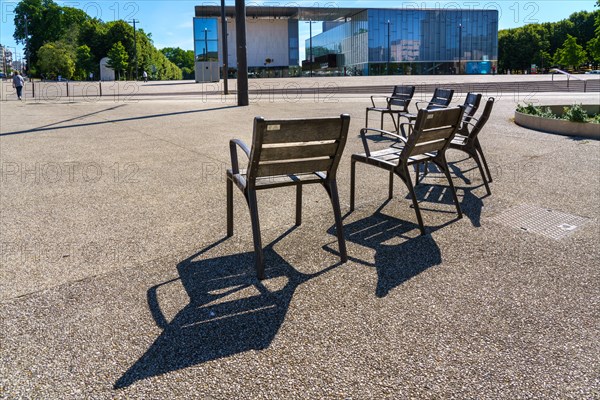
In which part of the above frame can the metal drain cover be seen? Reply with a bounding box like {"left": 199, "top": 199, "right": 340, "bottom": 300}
{"left": 488, "top": 205, "right": 590, "bottom": 240}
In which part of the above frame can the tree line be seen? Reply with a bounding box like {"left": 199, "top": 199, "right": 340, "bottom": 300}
{"left": 13, "top": 0, "right": 185, "bottom": 80}
{"left": 498, "top": 5, "right": 600, "bottom": 73}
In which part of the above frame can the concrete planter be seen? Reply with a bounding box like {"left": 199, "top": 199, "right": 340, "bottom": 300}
{"left": 514, "top": 104, "right": 599, "bottom": 139}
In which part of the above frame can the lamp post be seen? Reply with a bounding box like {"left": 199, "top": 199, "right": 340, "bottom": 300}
{"left": 458, "top": 23, "right": 463, "bottom": 75}
{"left": 129, "top": 19, "right": 140, "bottom": 80}
{"left": 204, "top": 28, "right": 209, "bottom": 60}
{"left": 23, "top": 15, "right": 29, "bottom": 74}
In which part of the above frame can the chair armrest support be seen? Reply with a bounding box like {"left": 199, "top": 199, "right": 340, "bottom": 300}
{"left": 370, "top": 95, "right": 388, "bottom": 108}
{"left": 359, "top": 128, "right": 408, "bottom": 157}
{"left": 229, "top": 138, "right": 251, "bottom": 175}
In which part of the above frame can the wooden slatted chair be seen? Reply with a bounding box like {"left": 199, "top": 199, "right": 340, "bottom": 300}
{"left": 449, "top": 97, "right": 495, "bottom": 195}
{"left": 399, "top": 88, "right": 455, "bottom": 137}
{"left": 366, "top": 85, "right": 415, "bottom": 133}
{"left": 350, "top": 106, "right": 465, "bottom": 235}
{"left": 227, "top": 114, "right": 351, "bottom": 279}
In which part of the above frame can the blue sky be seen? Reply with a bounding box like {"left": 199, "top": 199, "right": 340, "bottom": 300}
{"left": 1, "top": 0, "right": 596, "bottom": 63}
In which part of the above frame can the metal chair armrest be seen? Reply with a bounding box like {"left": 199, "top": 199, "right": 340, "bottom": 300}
{"left": 229, "top": 139, "right": 251, "bottom": 175}
{"left": 359, "top": 128, "right": 407, "bottom": 157}
{"left": 370, "top": 95, "right": 388, "bottom": 108}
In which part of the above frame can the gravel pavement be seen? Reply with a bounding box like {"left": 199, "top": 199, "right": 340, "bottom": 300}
{"left": 1, "top": 77, "right": 599, "bottom": 399}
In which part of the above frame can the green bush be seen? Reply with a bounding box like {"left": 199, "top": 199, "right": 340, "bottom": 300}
{"left": 562, "top": 104, "right": 588, "bottom": 123}
{"left": 517, "top": 103, "right": 599, "bottom": 123}
{"left": 516, "top": 103, "right": 557, "bottom": 119}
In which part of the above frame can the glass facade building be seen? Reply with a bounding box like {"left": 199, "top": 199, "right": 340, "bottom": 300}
{"left": 194, "top": 6, "right": 498, "bottom": 76}
{"left": 308, "top": 8, "right": 498, "bottom": 75}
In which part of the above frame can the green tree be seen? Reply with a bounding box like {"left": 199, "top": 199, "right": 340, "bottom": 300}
{"left": 37, "top": 41, "right": 75, "bottom": 79}
{"left": 75, "top": 45, "right": 94, "bottom": 80}
{"left": 160, "top": 47, "right": 194, "bottom": 79}
{"left": 14, "top": 0, "right": 89, "bottom": 71}
{"left": 554, "top": 34, "right": 587, "bottom": 69}
{"left": 107, "top": 41, "right": 129, "bottom": 80}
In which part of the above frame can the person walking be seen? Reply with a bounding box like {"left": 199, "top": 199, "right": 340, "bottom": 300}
{"left": 142, "top": 70, "right": 148, "bottom": 83}
{"left": 12, "top": 71, "right": 25, "bottom": 100}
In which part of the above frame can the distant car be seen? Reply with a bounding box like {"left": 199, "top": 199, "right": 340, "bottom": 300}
{"left": 585, "top": 70, "right": 600, "bottom": 74}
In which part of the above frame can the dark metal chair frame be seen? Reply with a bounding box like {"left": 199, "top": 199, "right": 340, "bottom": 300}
{"left": 350, "top": 106, "right": 466, "bottom": 235}
{"left": 448, "top": 97, "right": 495, "bottom": 195}
{"left": 366, "top": 85, "right": 415, "bottom": 133}
{"left": 227, "top": 114, "right": 351, "bottom": 279}
{"left": 399, "top": 88, "right": 455, "bottom": 136}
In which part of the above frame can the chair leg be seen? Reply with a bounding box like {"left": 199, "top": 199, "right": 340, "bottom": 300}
{"left": 436, "top": 157, "right": 463, "bottom": 219}
{"left": 390, "top": 113, "right": 399, "bottom": 133}
{"left": 350, "top": 159, "right": 356, "bottom": 212}
{"left": 471, "top": 151, "right": 492, "bottom": 195}
{"left": 325, "top": 180, "right": 348, "bottom": 263}
{"left": 296, "top": 184, "right": 302, "bottom": 226}
{"left": 365, "top": 108, "right": 369, "bottom": 129}
{"left": 401, "top": 167, "right": 426, "bottom": 235}
{"left": 380, "top": 113, "right": 384, "bottom": 130}
{"left": 246, "top": 190, "right": 265, "bottom": 279}
{"left": 475, "top": 140, "right": 493, "bottom": 182}
{"left": 388, "top": 170, "right": 394, "bottom": 200}
{"left": 227, "top": 176, "right": 234, "bottom": 237}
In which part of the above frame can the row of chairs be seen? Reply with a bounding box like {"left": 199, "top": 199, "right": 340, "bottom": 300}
{"left": 226, "top": 87, "right": 494, "bottom": 279}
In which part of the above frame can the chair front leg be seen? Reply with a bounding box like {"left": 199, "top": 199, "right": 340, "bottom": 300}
{"left": 475, "top": 139, "right": 493, "bottom": 182}
{"left": 350, "top": 159, "right": 357, "bottom": 212}
{"left": 227, "top": 176, "right": 234, "bottom": 237}
{"left": 401, "top": 166, "right": 426, "bottom": 235}
{"left": 296, "top": 184, "right": 302, "bottom": 226}
{"left": 471, "top": 150, "right": 491, "bottom": 195}
{"left": 325, "top": 180, "right": 348, "bottom": 263}
{"left": 246, "top": 189, "right": 265, "bottom": 279}
{"left": 388, "top": 170, "right": 394, "bottom": 200}
{"left": 435, "top": 156, "right": 463, "bottom": 219}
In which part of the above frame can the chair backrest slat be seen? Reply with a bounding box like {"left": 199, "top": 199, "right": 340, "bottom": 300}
{"left": 248, "top": 115, "right": 350, "bottom": 180}
{"left": 260, "top": 119, "right": 343, "bottom": 144}
{"left": 466, "top": 97, "right": 494, "bottom": 142}
{"left": 260, "top": 142, "right": 340, "bottom": 161}
{"left": 401, "top": 107, "right": 464, "bottom": 161}
{"left": 257, "top": 159, "right": 333, "bottom": 177}
{"left": 427, "top": 88, "right": 454, "bottom": 109}
{"left": 462, "top": 92, "right": 482, "bottom": 124}
{"left": 389, "top": 85, "right": 415, "bottom": 109}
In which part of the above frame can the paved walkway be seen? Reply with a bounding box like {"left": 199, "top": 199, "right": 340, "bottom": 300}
{"left": 1, "top": 77, "right": 598, "bottom": 398}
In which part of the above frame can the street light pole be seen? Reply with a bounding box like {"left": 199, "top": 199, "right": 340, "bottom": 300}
{"left": 23, "top": 15, "right": 29, "bottom": 74}
{"left": 204, "top": 28, "right": 209, "bottom": 60}
{"left": 129, "top": 19, "right": 140, "bottom": 80}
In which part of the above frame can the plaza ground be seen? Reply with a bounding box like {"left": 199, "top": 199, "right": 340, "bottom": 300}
{"left": 0, "top": 75, "right": 598, "bottom": 398}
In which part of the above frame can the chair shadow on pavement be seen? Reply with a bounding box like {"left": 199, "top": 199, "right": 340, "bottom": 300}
{"left": 114, "top": 228, "right": 342, "bottom": 389}
{"left": 326, "top": 205, "right": 443, "bottom": 298}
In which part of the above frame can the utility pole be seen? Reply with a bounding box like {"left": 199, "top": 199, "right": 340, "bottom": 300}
{"left": 23, "top": 15, "right": 29, "bottom": 74}
{"left": 221, "top": 0, "right": 229, "bottom": 94}
{"left": 235, "top": 0, "right": 248, "bottom": 106}
{"left": 129, "top": 19, "right": 140, "bottom": 80}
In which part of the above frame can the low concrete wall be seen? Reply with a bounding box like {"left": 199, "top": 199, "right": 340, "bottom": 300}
{"left": 514, "top": 105, "right": 599, "bottom": 140}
